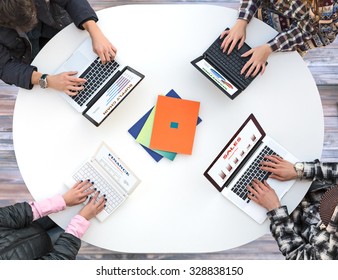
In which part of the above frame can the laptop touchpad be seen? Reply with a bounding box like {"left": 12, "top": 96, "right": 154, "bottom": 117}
{"left": 62, "top": 51, "right": 91, "bottom": 73}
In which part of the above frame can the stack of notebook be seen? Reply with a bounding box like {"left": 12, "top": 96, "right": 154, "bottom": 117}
{"left": 128, "top": 89, "right": 201, "bottom": 162}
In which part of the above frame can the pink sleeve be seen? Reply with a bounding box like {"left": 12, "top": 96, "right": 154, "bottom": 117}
{"left": 29, "top": 194, "right": 66, "bottom": 221}
{"left": 65, "top": 215, "right": 90, "bottom": 239}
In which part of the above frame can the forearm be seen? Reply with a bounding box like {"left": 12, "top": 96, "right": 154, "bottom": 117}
{"left": 1, "top": 60, "right": 37, "bottom": 89}
{"left": 82, "top": 20, "right": 104, "bottom": 39}
{"left": 267, "top": 27, "right": 308, "bottom": 52}
{"left": 0, "top": 202, "right": 33, "bottom": 228}
{"left": 31, "top": 70, "right": 43, "bottom": 87}
{"left": 31, "top": 195, "right": 90, "bottom": 238}
{"left": 266, "top": 1, "right": 314, "bottom": 52}
{"left": 65, "top": 214, "right": 90, "bottom": 239}
{"left": 303, "top": 160, "right": 338, "bottom": 183}
{"left": 55, "top": 0, "right": 98, "bottom": 29}
{"left": 238, "top": 0, "right": 261, "bottom": 22}
{"left": 29, "top": 194, "right": 66, "bottom": 220}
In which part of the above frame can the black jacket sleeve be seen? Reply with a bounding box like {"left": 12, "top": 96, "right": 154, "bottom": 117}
{"left": 0, "top": 202, "right": 34, "bottom": 229}
{"left": 39, "top": 232, "right": 81, "bottom": 260}
{"left": 53, "top": 0, "right": 98, "bottom": 29}
{"left": 0, "top": 43, "right": 37, "bottom": 89}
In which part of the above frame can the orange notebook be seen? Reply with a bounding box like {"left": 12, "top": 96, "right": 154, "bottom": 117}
{"left": 149, "top": 95, "right": 200, "bottom": 155}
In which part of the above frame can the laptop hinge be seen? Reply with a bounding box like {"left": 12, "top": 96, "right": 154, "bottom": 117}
{"left": 204, "top": 53, "right": 246, "bottom": 90}
{"left": 221, "top": 139, "right": 263, "bottom": 190}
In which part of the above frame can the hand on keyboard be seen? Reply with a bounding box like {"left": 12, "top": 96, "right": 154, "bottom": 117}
{"left": 260, "top": 155, "right": 298, "bottom": 181}
{"left": 240, "top": 44, "right": 272, "bottom": 78}
{"left": 82, "top": 20, "right": 117, "bottom": 64}
{"left": 79, "top": 191, "right": 106, "bottom": 221}
{"left": 47, "top": 71, "right": 87, "bottom": 96}
{"left": 220, "top": 20, "right": 248, "bottom": 55}
{"left": 62, "top": 180, "right": 95, "bottom": 206}
{"left": 63, "top": 180, "right": 106, "bottom": 220}
{"left": 246, "top": 179, "right": 281, "bottom": 211}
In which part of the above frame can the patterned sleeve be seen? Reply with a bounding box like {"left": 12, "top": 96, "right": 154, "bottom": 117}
{"left": 267, "top": 2, "right": 314, "bottom": 52}
{"left": 267, "top": 206, "right": 317, "bottom": 259}
{"left": 238, "top": 0, "right": 262, "bottom": 22}
{"left": 303, "top": 160, "right": 338, "bottom": 184}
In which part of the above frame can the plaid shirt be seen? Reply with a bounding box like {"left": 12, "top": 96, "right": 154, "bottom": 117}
{"left": 267, "top": 160, "right": 338, "bottom": 260}
{"left": 238, "top": 0, "right": 338, "bottom": 52}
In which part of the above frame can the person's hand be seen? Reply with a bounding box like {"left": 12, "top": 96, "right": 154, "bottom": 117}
{"left": 247, "top": 179, "right": 281, "bottom": 211}
{"left": 220, "top": 19, "right": 248, "bottom": 55}
{"left": 82, "top": 20, "right": 117, "bottom": 64}
{"left": 47, "top": 71, "right": 86, "bottom": 96}
{"left": 240, "top": 44, "right": 272, "bottom": 77}
{"left": 62, "top": 180, "right": 95, "bottom": 207}
{"left": 78, "top": 191, "right": 106, "bottom": 220}
{"left": 91, "top": 31, "right": 117, "bottom": 64}
{"left": 260, "top": 155, "right": 297, "bottom": 181}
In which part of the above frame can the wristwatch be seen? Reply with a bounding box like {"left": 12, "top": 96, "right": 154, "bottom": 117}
{"left": 39, "top": 74, "right": 48, "bottom": 89}
{"left": 294, "top": 162, "right": 304, "bottom": 180}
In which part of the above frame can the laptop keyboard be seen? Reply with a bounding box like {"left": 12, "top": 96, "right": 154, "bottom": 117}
{"left": 205, "top": 36, "right": 254, "bottom": 89}
{"left": 72, "top": 58, "right": 120, "bottom": 106}
{"left": 72, "top": 162, "right": 125, "bottom": 214}
{"left": 231, "top": 146, "right": 279, "bottom": 203}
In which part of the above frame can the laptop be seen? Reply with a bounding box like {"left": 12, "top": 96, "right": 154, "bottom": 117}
{"left": 55, "top": 37, "right": 145, "bottom": 126}
{"left": 64, "top": 142, "right": 140, "bottom": 222}
{"left": 204, "top": 114, "right": 298, "bottom": 224}
{"left": 191, "top": 28, "right": 267, "bottom": 100}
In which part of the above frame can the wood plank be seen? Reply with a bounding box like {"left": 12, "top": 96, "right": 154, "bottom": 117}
{"left": 0, "top": 116, "right": 13, "bottom": 132}
{"left": 0, "top": 81, "right": 18, "bottom": 99}
{"left": 0, "top": 150, "right": 18, "bottom": 168}
{"left": 323, "top": 131, "right": 338, "bottom": 150}
{"left": 322, "top": 149, "right": 338, "bottom": 162}
{"left": 88, "top": 0, "right": 239, "bottom": 10}
{"left": 308, "top": 66, "right": 338, "bottom": 85}
{"left": 0, "top": 100, "right": 16, "bottom": 116}
{"left": 78, "top": 234, "right": 283, "bottom": 260}
{"left": 0, "top": 169, "right": 25, "bottom": 186}
{"left": 0, "top": 132, "right": 13, "bottom": 151}
{"left": 303, "top": 41, "right": 338, "bottom": 66}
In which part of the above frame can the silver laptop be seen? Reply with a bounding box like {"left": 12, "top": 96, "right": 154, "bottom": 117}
{"left": 55, "top": 37, "right": 144, "bottom": 126}
{"left": 204, "top": 114, "right": 298, "bottom": 223}
{"left": 64, "top": 142, "right": 140, "bottom": 222}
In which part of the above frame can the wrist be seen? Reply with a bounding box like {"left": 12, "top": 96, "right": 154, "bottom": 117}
{"left": 236, "top": 18, "right": 248, "bottom": 27}
{"left": 62, "top": 194, "right": 70, "bottom": 206}
{"left": 32, "top": 71, "right": 42, "bottom": 85}
{"left": 267, "top": 202, "right": 281, "bottom": 212}
{"left": 82, "top": 20, "right": 100, "bottom": 36}
{"left": 78, "top": 209, "right": 92, "bottom": 221}
{"left": 264, "top": 44, "right": 273, "bottom": 55}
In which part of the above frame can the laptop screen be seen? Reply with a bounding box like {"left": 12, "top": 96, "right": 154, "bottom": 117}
{"left": 194, "top": 58, "right": 239, "bottom": 96}
{"left": 204, "top": 114, "right": 265, "bottom": 191}
{"left": 83, "top": 68, "right": 144, "bottom": 126}
{"left": 94, "top": 143, "right": 140, "bottom": 194}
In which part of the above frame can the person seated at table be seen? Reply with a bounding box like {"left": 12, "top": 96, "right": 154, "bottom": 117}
{"left": 246, "top": 155, "right": 338, "bottom": 260}
{"left": 220, "top": 0, "right": 338, "bottom": 78}
{"left": 0, "top": 180, "right": 105, "bottom": 260}
{"left": 0, "top": 0, "right": 117, "bottom": 95}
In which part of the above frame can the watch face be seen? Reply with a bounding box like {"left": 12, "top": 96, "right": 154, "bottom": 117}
{"left": 295, "top": 162, "right": 304, "bottom": 170}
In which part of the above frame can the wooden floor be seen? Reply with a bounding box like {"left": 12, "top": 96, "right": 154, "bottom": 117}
{"left": 0, "top": 0, "right": 337, "bottom": 260}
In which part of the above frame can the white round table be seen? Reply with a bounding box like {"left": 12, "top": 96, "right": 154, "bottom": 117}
{"left": 13, "top": 4, "right": 324, "bottom": 253}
